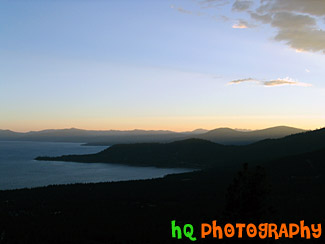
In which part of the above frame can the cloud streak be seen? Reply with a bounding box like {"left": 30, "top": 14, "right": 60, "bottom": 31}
{"left": 229, "top": 77, "right": 312, "bottom": 87}
{"left": 171, "top": 5, "right": 207, "bottom": 17}
{"left": 228, "top": 77, "right": 257, "bottom": 84}
{"left": 263, "top": 78, "right": 312, "bottom": 87}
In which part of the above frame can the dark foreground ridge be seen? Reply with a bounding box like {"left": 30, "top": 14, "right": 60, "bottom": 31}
{"left": 2, "top": 146, "right": 325, "bottom": 243}
{"left": 2, "top": 127, "right": 325, "bottom": 243}
{"left": 36, "top": 127, "right": 325, "bottom": 169}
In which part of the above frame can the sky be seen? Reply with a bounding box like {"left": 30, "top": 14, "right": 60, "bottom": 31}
{"left": 1, "top": 0, "right": 325, "bottom": 132}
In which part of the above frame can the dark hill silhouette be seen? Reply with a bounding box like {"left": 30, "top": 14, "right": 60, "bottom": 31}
{"left": 243, "top": 126, "right": 325, "bottom": 161}
{"left": 36, "top": 127, "right": 325, "bottom": 169}
{"left": 195, "top": 126, "right": 305, "bottom": 145}
{"left": 5, "top": 144, "right": 325, "bottom": 244}
{"left": 36, "top": 139, "right": 235, "bottom": 168}
{"left": 264, "top": 147, "right": 325, "bottom": 180}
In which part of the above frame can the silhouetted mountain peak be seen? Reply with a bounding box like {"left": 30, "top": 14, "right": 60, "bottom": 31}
{"left": 189, "top": 128, "right": 209, "bottom": 134}
{"left": 207, "top": 127, "right": 238, "bottom": 134}
{"left": 194, "top": 125, "right": 306, "bottom": 145}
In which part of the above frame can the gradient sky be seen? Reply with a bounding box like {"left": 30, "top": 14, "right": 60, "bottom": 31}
{"left": 1, "top": 0, "right": 325, "bottom": 132}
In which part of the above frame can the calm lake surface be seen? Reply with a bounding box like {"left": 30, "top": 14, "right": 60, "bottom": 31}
{"left": 0, "top": 141, "right": 192, "bottom": 190}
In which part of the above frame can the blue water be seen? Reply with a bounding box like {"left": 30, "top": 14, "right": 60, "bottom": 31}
{"left": 0, "top": 141, "right": 192, "bottom": 190}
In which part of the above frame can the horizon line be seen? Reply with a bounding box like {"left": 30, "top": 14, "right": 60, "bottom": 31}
{"left": 0, "top": 125, "right": 319, "bottom": 134}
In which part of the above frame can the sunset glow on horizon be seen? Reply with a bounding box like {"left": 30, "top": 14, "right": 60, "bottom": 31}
{"left": 3, "top": 115, "right": 324, "bottom": 133}
{"left": 1, "top": 0, "right": 325, "bottom": 132}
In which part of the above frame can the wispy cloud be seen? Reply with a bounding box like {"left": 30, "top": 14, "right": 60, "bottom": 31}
{"left": 174, "top": 6, "right": 193, "bottom": 15}
{"left": 184, "top": 0, "right": 325, "bottom": 54}
{"left": 232, "top": 19, "right": 255, "bottom": 29}
{"left": 171, "top": 5, "right": 205, "bottom": 16}
{"left": 232, "top": 22, "right": 248, "bottom": 29}
{"left": 246, "top": 0, "right": 325, "bottom": 53}
{"left": 229, "top": 77, "right": 312, "bottom": 87}
{"left": 263, "top": 78, "right": 312, "bottom": 87}
{"left": 199, "top": 0, "right": 231, "bottom": 9}
{"left": 232, "top": 0, "right": 253, "bottom": 11}
{"left": 228, "top": 77, "right": 257, "bottom": 84}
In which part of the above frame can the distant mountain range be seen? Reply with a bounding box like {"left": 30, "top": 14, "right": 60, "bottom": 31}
{"left": 0, "top": 126, "right": 305, "bottom": 146}
{"left": 0, "top": 128, "right": 185, "bottom": 144}
{"left": 36, "top": 127, "right": 325, "bottom": 169}
{"left": 194, "top": 126, "right": 305, "bottom": 145}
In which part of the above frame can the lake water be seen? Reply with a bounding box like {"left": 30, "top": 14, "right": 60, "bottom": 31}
{"left": 0, "top": 141, "right": 192, "bottom": 190}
